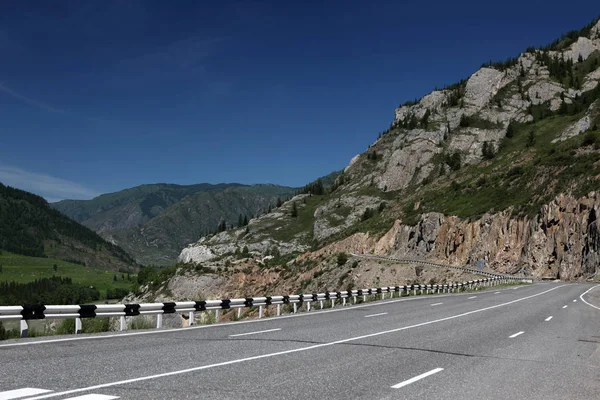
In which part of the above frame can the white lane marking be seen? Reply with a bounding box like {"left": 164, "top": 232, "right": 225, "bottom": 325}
{"left": 391, "top": 368, "right": 444, "bottom": 389}
{"left": 364, "top": 312, "right": 388, "bottom": 318}
{"left": 0, "top": 388, "right": 52, "bottom": 399}
{"left": 430, "top": 303, "right": 443, "bottom": 306}
{"left": 468, "top": 296, "right": 477, "bottom": 299}
{"left": 228, "top": 328, "right": 281, "bottom": 337}
{"left": 563, "top": 305, "right": 568, "bottom": 309}
{"left": 24, "top": 285, "right": 565, "bottom": 400}
{"left": 545, "top": 316, "right": 553, "bottom": 321}
{"left": 494, "top": 292, "right": 500, "bottom": 294}
{"left": 64, "top": 395, "right": 119, "bottom": 400}
{"left": 580, "top": 285, "right": 600, "bottom": 310}
{"left": 0, "top": 288, "right": 491, "bottom": 349}
{"left": 509, "top": 331, "right": 524, "bottom": 338}
{"left": 573, "top": 299, "right": 577, "bottom": 302}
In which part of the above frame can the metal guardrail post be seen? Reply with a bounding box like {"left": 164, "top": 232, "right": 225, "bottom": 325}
{"left": 75, "top": 318, "right": 82, "bottom": 334}
{"left": 276, "top": 304, "right": 281, "bottom": 316}
{"left": 119, "top": 316, "right": 126, "bottom": 331}
{"left": 258, "top": 305, "right": 263, "bottom": 318}
{"left": 293, "top": 303, "right": 297, "bottom": 313}
{"left": 156, "top": 314, "right": 163, "bottom": 329}
{"left": 20, "top": 320, "right": 28, "bottom": 338}
{"left": 215, "top": 309, "right": 220, "bottom": 322}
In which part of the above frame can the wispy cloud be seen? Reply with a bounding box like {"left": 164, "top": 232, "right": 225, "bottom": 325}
{"left": 0, "top": 83, "right": 66, "bottom": 114}
{"left": 0, "top": 165, "right": 98, "bottom": 202}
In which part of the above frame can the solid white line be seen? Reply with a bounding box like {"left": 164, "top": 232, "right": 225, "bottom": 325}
{"left": 24, "top": 285, "right": 565, "bottom": 400}
{"left": 364, "top": 312, "right": 388, "bottom": 318}
{"left": 509, "top": 331, "right": 524, "bottom": 338}
{"left": 580, "top": 285, "right": 600, "bottom": 310}
{"left": 63, "top": 395, "right": 119, "bottom": 400}
{"left": 573, "top": 299, "right": 577, "bottom": 302}
{"left": 391, "top": 368, "right": 444, "bottom": 389}
{"left": 545, "top": 316, "right": 553, "bottom": 321}
{"left": 563, "top": 305, "right": 568, "bottom": 309}
{"left": 468, "top": 296, "right": 477, "bottom": 299}
{"left": 494, "top": 292, "right": 500, "bottom": 294}
{"left": 430, "top": 303, "right": 443, "bottom": 306}
{"left": 0, "top": 388, "right": 52, "bottom": 400}
{"left": 228, "top": 328, "right": 281, "bottom": 337}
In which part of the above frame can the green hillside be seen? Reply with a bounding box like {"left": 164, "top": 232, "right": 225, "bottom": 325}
{"left": 0, "top": 251, "right": 134, "bottom": 304}
{"left": 0, "top": 183, "right": 137, "bottom": 272}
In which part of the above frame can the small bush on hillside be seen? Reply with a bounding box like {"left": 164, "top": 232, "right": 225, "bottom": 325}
{"left": 337, "top": 252, "right": 348, "bottom": 266}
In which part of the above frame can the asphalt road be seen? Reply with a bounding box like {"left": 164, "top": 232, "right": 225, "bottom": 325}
{"left": 1, "top": 283, "right": 599, "bottom": 400}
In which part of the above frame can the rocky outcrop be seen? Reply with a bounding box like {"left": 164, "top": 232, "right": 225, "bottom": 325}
{"left": 386, "top": 193, "right": 600, "bottom": 281}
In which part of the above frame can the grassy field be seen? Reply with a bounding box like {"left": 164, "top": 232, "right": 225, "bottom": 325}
{"left": 0, "top": 251, "right": 135, "bottom": 295}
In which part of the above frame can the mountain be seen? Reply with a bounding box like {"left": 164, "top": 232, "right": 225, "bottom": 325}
{"left": 54, "top": 183, "right": 298, "bottom": 265}
{"left": 143, "top": 17, "right": 600, "bottom": 304}
{"left": 0, "top": 183, "right": 137, "bottom": 272}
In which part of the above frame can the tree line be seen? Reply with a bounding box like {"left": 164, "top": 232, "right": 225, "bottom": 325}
{"left": 0, "top": 276, "right": 100, "bottom": 306}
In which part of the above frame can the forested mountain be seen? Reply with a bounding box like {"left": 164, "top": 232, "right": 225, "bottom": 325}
{"left": 0, "top": 183, "right": 136, "bottom": 271}
{"left": 54, "top": 183, "right": 298, "bottom": 265}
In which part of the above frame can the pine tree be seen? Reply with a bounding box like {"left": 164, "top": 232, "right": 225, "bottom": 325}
{"left": 506, "top": 122, "right": 515, "bottom": 138}
{"left": 420, "top": 109, "right": 431, "bottom": 128}
{"left": 238, "top": 214, "right": 243, "bottom": 228}
{"left": 291, "top": 202, "right": 298, "bottom": 218}
{"left": 243, "top": 215, "right": 248, "bottom": 226}
{"left": 276, "top": 197, "right": 282, "bottom": 207}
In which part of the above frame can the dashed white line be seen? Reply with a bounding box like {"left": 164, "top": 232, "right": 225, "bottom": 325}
{"left": 430, "top": 303, "right": 443, "bottom": 306}
{"left": 468, "top": 296, "right": 477, "bottom": 299}
{"left": 545, "top": 316, "right": 553, "bottom": 322}
{"left": 573, "top": 299, "right": 577, "bottom": 303}
{"left": 0, "top": 388, "right": 53, "bottom": 400}
{"left": 563, "top": 305, "right": 568, "bottom": 309}
{"left": 509, "top": 331, "right": 524, "bottom": 338}
{"left": 364, "top": 312, "right": 388, "bottom": 318}
{"left": 64, "top": 395, "right": 119, "bottom": 400}
{"left": 494, "top": 292, "right": 500, "bottom": 294}
{"left": 23, "top": 285, "right": 565, "bottom": 400}
{"left": 391, "top": 368, "right": 444, "bottom": 389}
{"left": 228, "top": 328, "right": 281, "bottom": 337}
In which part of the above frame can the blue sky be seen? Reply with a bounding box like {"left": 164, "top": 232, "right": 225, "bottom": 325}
{"left": 0, "top": 1, "right": 597, "bottom": 201}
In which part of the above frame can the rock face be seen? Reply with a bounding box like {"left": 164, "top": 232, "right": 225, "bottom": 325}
{"left": 388, "top": 193, "right": 600, "bottom": 280}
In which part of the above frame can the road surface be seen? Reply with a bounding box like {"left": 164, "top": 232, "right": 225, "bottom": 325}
{"left": 0, "top": 282, "right": 599, "bottom": 399}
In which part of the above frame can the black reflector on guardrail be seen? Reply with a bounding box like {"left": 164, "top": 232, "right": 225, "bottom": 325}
{"left": 162, "top": 302, "right": 176, "bottom": 314}
{"left": 265, "top": 296, "right": 272, "bottom": 305}
{"left": 124, "top": 304, "right": 140, "bottom": 316}
{"left": 221, "top": 299, "right": 231, "bottom": 309}
{"left": 312, "top": 294, "right": 319, "bottom": 301}
{"left": 21, "top": 305, "right": 46, "bottom": 320}
{"left": 78, "top": 304, "right": 97, "bottom": 318}
{"left": 357, "top": 289, "right": 363, "bottom": 296}
{"left": 325, "top": 292, "right": 331, "bottom": 300}
{"left": 282, "top": 296, "right": 290, "bottom": 304}
{"left": 194, "top": 301, "right": 206, "bottom": 311}
{"left": 244, "top": 298, "right": 253, "bottom": 307}
{"left": 298, "top": 294, "right": 304, "bottom": 303}
{"left": 336, "top": 292, "right": 342, "bottom": 299}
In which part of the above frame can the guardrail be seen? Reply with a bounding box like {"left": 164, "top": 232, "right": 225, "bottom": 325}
{"left": 0, "top": 275, "right": 528, "bottom": 338}
{"left": 351, "top": 254, "right": 518, "bottom": 279}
